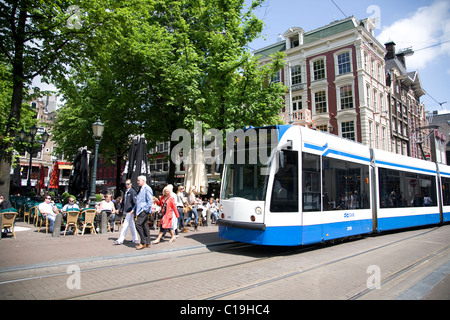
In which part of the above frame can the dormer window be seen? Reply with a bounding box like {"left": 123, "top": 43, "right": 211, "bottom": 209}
{"left": 290, "top": 34, "right": 299, "bottom": 48}
{"left": 283, "top": 27, "right": 304, "bottom": 50}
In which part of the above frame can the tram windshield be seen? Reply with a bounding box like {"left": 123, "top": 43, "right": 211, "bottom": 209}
{"left": 221, "top": 127, "right": 278, "bottom": 201}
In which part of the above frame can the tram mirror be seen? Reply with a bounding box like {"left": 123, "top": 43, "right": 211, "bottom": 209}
{"left": 279, "top": 150, "right": 285, "bottom": 169}
{"left": 280, "top": 140, "right": 293, "bottom": 150}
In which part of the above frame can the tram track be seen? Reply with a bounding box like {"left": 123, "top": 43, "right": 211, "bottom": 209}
{"left": 348, "top": 243, "right": 450, "bottom": 300}
{"left": 200, "top": 227, "right": 444, "bottom": 300}
{"left": 0, "top": 226, "right": 445, "bottom": 300}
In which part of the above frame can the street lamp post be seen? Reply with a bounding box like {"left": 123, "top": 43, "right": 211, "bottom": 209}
{"left": 89, "top": 118, "right": 105, "bottom": 207}
{"left": 17, "top": 125, "right": 49, "bottom": 192}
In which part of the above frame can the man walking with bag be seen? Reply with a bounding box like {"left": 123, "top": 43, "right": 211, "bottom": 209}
{"left": 130, "top": 175, "right": 153, "bottom": 250}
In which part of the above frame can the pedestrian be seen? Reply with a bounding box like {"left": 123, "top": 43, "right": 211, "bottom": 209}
{"left": 166, "top": 184, "right": 179, "bottom": 236}
{"left": 176, "top": 185, "right": 188, "bottom": 233}
{"left": 114, "top": 179, "right": 138, "bottom": 245}
{"left": 131, "top": 175, "right": 153, "bottom": 250}
{"left": 185, "top": 186, "right": 199, "bottom": 231}
{"left": 152, "top": 185, "right": 179, "bottom": 244}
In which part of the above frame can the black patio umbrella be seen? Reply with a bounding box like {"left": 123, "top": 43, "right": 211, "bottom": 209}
{"left": 122, "top": 136, "right": 150, "bottom": 192}
{"left": 121, "top": 136, "right": 138, "bottom": 186}
{"left": 69, "top": 148, "right": 89, "bottom": 198}
{"left": 131, "top": 135, "right": 150, "bottom": 191}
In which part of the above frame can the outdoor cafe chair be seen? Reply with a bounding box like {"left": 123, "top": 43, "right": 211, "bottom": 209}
{"left": 29, "top": 206, "right": 39, "bottom": 226}
{"left": 113, "top": 213, "right": 124, "bottom": 232}
{"left": 81, "top": 209, "right": 97, "bottom": 235}
{"left": 37, "top": 207, "right": 50, "bottom": 234}
{"left": 22, "top": 203, "right": 31, "bottom": 224}
{"left": 64, "top": 210, "right": 80, "bottom": 236}
{"left": 1, "top": 211, "right": 18, "bottom": 239}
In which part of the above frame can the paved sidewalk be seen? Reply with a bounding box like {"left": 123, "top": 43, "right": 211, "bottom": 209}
{"left": 0, "top": 220, "right": 229, "bottom": 270}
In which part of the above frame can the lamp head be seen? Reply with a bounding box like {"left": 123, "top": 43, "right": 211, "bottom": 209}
{"left": 92, "top": 118, "right": 105, "bottom": 140}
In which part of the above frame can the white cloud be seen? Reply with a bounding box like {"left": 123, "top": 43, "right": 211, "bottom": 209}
{"left": 377, "top": 0, "right": 450, "bottom": 70}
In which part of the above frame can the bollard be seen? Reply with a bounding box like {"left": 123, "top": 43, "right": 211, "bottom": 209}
{"left": 206, "top": 209, "right": 211, "bottom": 226}
{"left": 52, "top": 213, "right": 62, "bottom": 237}
{"left": 100, "top": 210, "right": 107, "bottom": 234}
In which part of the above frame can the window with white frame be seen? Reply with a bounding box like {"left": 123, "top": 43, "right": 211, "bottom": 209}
{"left": 364, "top": 52, "right": 368, "bottom": 73}
{"left": 371, "top": 58, "right": 375, "bottom": 77}
{"left": 271, "top": 71, "right": 281, "bottom": 83}
{"left": 373, "top": 89, "right": 377, "bottom": 112}
{"left": 292, "top": 95, "right": 302, "bottom": 111}
{"left": 379, "top": 93, "right": 384, "bottom": 113}
{"left": 314, "top": 91, "right": 327, "bottom": 114}
{"left": 340, "top": 85, "right": 353, "bottom": 110}
{"left": 291, "top": 65, "right": 302, "bottom": 85}
{"left": 316, "top": 125, "right": 328, "bottom": 132}
{"left": 376, "top": 123, "right": 380, "bottom": 148}
{"left": 341, "top": 121, "right": 355, "bottom": 141}
{"left": 366, "top": 84, "right": 371, "bottom": 107}
{"left": 377, "top": 63, "right": 382, "bottom": 82}
{"left": 337, "top": 52, "right": 351, "bottom": 75}
{"left": 368, "top": 120, "right": 373, "bottom": 148}
{"left": 313, "top": 59, "right": 325, "bottom": 81}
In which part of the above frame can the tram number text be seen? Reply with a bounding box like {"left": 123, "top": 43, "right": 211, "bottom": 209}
{"left": 344, "top": 212, "right": 354, "bottom": 219}
{"left": 224, "top": 305, "right": 270, "bottom": 315}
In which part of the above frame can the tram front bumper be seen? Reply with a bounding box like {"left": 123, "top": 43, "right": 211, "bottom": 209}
{"left": 217, "top": 219, "right": 266, "bottom": 231}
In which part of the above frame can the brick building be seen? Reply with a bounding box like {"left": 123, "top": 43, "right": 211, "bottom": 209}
{"left": 254, "top": 16, "right": 430, "bottom": 158}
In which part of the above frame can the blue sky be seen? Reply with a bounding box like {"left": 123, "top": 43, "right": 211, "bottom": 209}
{"left": 247, "top": 0, "right": 450, "bottom": 114}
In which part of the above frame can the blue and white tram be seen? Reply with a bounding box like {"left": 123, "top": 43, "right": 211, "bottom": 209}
{"left": 217, "top": 125, "right": 447, "bottom": 246}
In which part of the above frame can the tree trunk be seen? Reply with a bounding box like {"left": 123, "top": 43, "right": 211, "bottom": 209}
{"left": 0, "top": 4, "right": 28, "bottom": 199}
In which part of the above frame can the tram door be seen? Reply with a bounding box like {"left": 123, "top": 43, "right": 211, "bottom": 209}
{"left": 301, "top": 152, "right": 323, "bottom": 244}
{"left": 269, "top": 150, "right": 301, "bottom": 245}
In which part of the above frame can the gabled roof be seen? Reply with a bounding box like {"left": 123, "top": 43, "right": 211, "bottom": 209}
{"left": 253, "top": 16, "right": 359, "bottom": 59}
{"left": 386, "top": 59, "right": 425, "bottom": 97}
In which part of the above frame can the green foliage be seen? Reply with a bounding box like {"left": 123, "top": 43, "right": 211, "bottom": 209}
{"left": 95, "top": 194, "right": 102, "bottom": 202}
{"left": 1, "top": 0, "right": 287, "bottom": 188}
{"left": 51, "top": 0, "right": 286, "bottom": 160}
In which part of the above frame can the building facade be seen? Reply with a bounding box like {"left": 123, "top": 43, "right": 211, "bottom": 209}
{"left": 254, "top": 16, "right": 430, "bottom": 158}
{"left": 16, "top": 94, "right": 70, "bottom": 194}
{"left": 384, "top": 41, "right": 429, "bottom": 159}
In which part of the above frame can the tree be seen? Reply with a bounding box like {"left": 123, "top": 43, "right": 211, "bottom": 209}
{"left": 0, "top": 0, "right": 122, "bottom": 197}
{"left": 52, "top": 0, "right": 286, "bottom": 187}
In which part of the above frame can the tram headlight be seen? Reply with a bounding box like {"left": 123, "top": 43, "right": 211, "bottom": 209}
{"left": 255, "top": 207, "right": 262, "bottom": 215}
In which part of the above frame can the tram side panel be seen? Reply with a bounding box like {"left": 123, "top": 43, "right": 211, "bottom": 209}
{"left": 299, "top": 127, "right": 373, "bottom": 244}
{"left": 437, "top": 163, "right": 450, "bottom": 223}
{"left": 372, "top": 149, "right": 441, "bottom": 232}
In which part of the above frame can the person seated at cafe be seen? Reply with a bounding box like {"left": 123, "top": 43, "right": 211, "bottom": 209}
{"left": 0, "top": 195, "right": 12, "bottom": 212}
{"left": 38, "top": 194, "right": 58, "bottom": 232}
{"left": 97, "top": 193, "right": 117, "bottom": 230}
{"left": 61, "top": 196, "right": 80, "bottom": 213}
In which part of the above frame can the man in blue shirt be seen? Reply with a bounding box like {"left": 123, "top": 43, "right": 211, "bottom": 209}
{"left": 131, "top": 175, "right": 153, "bottom": 250}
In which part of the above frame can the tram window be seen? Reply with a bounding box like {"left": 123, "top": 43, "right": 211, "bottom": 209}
{"left": 378, "top": 168, "right": 436, "bottom": 208}
{"left": 270, "top": 151, "right": 299, "bottom": 212}
{"left": 302, "top": 152, "right": 321, "bottom": 212}
{"left": 322, "top": 157, "right": 370, "bottom": 210}
{"left": 442, "top": 177, "right": 450, "bottom": 206}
